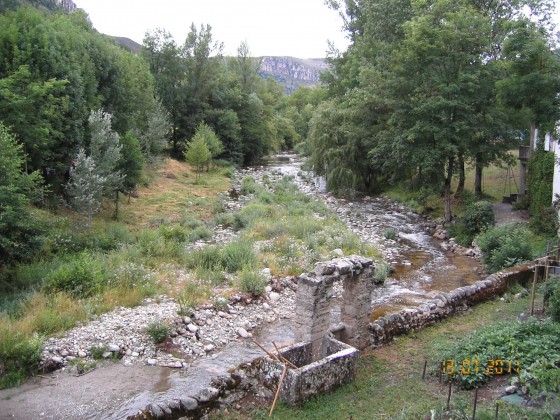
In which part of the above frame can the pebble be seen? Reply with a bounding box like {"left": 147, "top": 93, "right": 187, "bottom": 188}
{"left": 147, "top": 359, "right": 157, "bottom": 366}
{"left": 107, "top": 344, "right": 120, "bottom": 352}
{"left": 269, "top": 292, "right": 281, "bottom": 303}
{"left": 77, "top": 351, "right": 87, "bottom": 358}
{"left": 236, "top": 328, "right": 251, "bottom": 338}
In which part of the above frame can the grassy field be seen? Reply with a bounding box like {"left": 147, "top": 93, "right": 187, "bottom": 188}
{"left": 219, "top": 291, "right": 556, "bottom": 420}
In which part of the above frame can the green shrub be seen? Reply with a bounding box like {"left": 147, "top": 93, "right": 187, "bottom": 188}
{"left": 238, "top": 267, "right": 268, "bottom": 295}
{"left": 146, "top": 321, "right": 169, "bottom": 344}
{"left": 186, "top": 225, "right": 212, "bottom": 242}
{"left": 383, "top": 229, "right": 397, "bottom": 240}
{"left": 545, "top": 277, "right": 560, "bottom": 322}
{"left": 184, "top": 245, "right": 222, "bottom": 271}
{"left": 43, "top": 252, "right": 106, "bottom": 298}
{"left": 374, "top": 261, "right": 391, "bottom": 284}
{"left": 0, "top": 321, "right": 43, "bottom": 389}
{"left": 222, "top": 239, "right": 256, "bottom": 272}
{"left": 214, "top": 213, "right": 235, "bottom": 228}
{"left": 108, "top": 262, "right": 152, "bottom": 289}
{"left": 527, "top": 149, "right": 554, "bottom": 226}
{"left": 461, "top": 200, "right": 495, "bottom": 235}
{"left": 439, "top": 319, "right": 560, "bottom": 390}
{"left": 476, "top": 223, "right": 533, "bottom": 272}
{"left": 240, "top": 176, "right": 260, "bottom": 195}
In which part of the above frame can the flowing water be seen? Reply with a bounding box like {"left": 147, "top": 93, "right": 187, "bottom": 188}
{"left": 263, "top": 153, "right": 481, "bottom": 321}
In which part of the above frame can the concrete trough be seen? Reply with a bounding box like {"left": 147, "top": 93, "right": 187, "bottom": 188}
{"left": 261, "top": 337, "right": 359, "bottom": 406}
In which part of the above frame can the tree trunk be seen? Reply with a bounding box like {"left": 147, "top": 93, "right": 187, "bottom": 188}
{"left": 444, "top": 156, "right": 454, "bottom": 223}
{"left": 455, "top": 154, "right": 465, "bottom": 196}
{"left": 114, "top": 190, "right": 120, "bottom": 220}
{"left": 474, "top": 155, "right": 483, "bottom": 196}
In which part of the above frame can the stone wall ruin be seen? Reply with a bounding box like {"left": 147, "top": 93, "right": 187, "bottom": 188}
{"left": 294, "top": 255, "right": 377, "bottom": 357}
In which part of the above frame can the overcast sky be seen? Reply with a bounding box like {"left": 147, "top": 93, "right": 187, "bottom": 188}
{"left": 71, "top": 0, "right": 350, "bottom": 58}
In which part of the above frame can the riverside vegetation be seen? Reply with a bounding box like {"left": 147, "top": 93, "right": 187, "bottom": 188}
{"left": 1, "top": 0, "right": 560, "bottom": 417}
{"left": 0, "top": 159, "right": 379, "bottom": 389}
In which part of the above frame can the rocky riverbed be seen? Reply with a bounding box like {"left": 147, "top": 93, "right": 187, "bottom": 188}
{"left": 1, "top": 154, "right": 484, "bottom": 419}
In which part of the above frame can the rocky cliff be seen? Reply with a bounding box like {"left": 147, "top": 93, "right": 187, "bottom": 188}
{"left": 258, "top": 56, "right": 329, "bottom": 93}
{"left": 54, "top": 0, "right": 77, "bottom": 13}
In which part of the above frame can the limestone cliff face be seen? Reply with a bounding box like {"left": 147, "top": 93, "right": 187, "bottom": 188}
{"left": 259, "top": 57, "right": 328, "bottom": 83}
{"left": 55, "top": 0, "right": 77, "bottom": 13}
{"left": 258, "top": 57, "right": 329, "bottom": 93}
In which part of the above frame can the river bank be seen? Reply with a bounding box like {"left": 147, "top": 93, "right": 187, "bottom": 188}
{"left": 0, "top": 155, "right": 486, "bottom": 419}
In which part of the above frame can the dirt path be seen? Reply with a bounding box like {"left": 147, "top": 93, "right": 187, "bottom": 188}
{"left": 492, "top": 202, "right": 530, "bottom": 226}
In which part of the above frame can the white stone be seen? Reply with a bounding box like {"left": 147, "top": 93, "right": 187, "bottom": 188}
{"left": 147, "top": 358, "right": 157, "bottom": 366}
{"left": 265, "top": 286, "right": 272, "bottom": 293}
{"left": 182, "top": 316, "right": 192, "bottom": 324}
{"left": 78, "top": 351, "right": 87, "bottom": 358}
{"left": 107, "top": 344, "right": 120, "bottom": 352}
{"left": 269, "top": 292, "right": 281, "bottom": 303}
{"left": 236, "top": 328, "right": 250, "bottom": 338}
{"left": 204, "top": 344, "right": 215, "bottom": 352}
{"left": 263, "top": 303, "right": 270, "bottom": 311}
{"left": 187, "top": 324, "right": 199, "bottom": 333}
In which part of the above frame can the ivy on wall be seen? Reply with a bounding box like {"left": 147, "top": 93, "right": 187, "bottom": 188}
{"left": 527, "top": 149, "right": 556, "bottom": 235}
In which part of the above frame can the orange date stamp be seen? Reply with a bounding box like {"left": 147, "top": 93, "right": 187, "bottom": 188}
{"left": 441, "top": 359, "right": 521, "bottom": 375}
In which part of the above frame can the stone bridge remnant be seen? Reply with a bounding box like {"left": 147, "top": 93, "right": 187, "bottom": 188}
{"left": 294, "top": 255, "right": 376, "bottom": 358}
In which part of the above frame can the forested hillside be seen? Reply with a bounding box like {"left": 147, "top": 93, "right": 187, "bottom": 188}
{"left": 304, "top": 0, "right": 560, "bottom": 222}
{"left": 0, "top": 4, "right": 331, "bottom": 266}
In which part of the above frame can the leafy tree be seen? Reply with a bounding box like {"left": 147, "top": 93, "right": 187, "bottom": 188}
{"left": 138, "top": 97, "right": 171, "bottom": 161}
{"left": 497, "top": 21, "right": 560, "bottom": 154}
{"left": 117, "top": 131, "right": 144, "bottom": 208}
{"left": 0, "top": 122, "right": 43, "bottom": 265}
{"left": 88, "top": 110, "right": 124, "bottom": 198}
{"left": 66, "top": 149, "right": 105, "bottom": 227}
{"left": 184, "top": 130, "right": 211, "bottom": 181}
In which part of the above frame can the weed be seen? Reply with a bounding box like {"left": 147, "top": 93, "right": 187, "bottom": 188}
{"left": 374, "top": 261, "right": 391, "bottom": 284}
{"left": 383, "top": 229, "right": 397, "bottom": 240}
{"left": 238, "top": 267, "right": 268, "bottom": 296}
{"left": 146, "top": 321, "right": 170, "bottom": 344}
{"left": 221, "top": 239, "right": 257, "bottom": 272}
{"left": 0, "top": 318, "right": 43, "bottom": 389}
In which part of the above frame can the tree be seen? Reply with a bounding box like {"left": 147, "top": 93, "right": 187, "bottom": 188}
{"left": 497, "top": 21, "right": 560, "bottom": 155}
{"left": 195, "top": 123, "right": 223, "bottom": 171}
{"left": 0, "top": 122, "right": 44, "bottom": 266}
{"left": 184, "top": 131, "right": 211, "bottom": 182}
{"left": 117, "top": 131, "right": 144, "bottom": 209}
{"left": 88, "top": 110, "right": 124, "bottom": 198}
{"left": 138, "top": 97, "right": 171, "bottom": 161}
{"left": 66, "top": 149, "right": 105, "bottom": 227}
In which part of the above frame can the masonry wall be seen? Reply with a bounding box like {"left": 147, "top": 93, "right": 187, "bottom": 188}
{"left": 368, "top": 263, "right": 535, "bottom": 345}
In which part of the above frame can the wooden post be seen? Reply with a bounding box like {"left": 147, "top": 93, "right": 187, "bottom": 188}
{"left": 472, "top": 388, "right": 478, "bottom": 420}
{"left": 446, "top": 379, "right": 452, "bottom": 411}
{"left": 495, "top": 402, "right": 499, "bottom": 420}
{"left": 269, "top": 364, "right": 288, "bottom": 417}
{"left": 530, "top": 263, "right": 539, "bottom": 316}
{"left": 422, "top": 360, "right": 428, "bottom": 380}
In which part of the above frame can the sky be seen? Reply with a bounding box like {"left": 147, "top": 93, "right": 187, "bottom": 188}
{"left": 71, "top": 0, "right": 351, "bottom": 58}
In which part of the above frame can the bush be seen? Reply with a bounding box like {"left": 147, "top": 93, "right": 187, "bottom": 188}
{"left": 0, "top": 319, "right": 43, "bottom": 389}
{"left": 374, "top": 261, "right": 391, "bottom": 284}
{"left": 476, "top": 223, "right": 533, "bottom": 272}
{"left": 461, "top": 201, "right": 495, "bottom": 236}
{"left": 43, "top": 252, "right": 106, "bottom": 298}
{"left": 222, "top": 239, "right": 256, "bottom": 272}
{"left": 146, "top": 321, "right": 169, "bottom": 344}
{"left": 240, "top": 176, "right": 260, "bottom": 195}
{"left": 439, "top": 319, "right": 560, "bottom": 390}
{"left": 238, "top": 268, "right": 268, "bottom": 296}
{"left": 545, "top": 277, "right": 560, "bottom": 322}
{"left": 383, "top": 229, "right": 397, "bottom": 240}
{"left": 184, "top": 245, "right": 222, "bottom": 271}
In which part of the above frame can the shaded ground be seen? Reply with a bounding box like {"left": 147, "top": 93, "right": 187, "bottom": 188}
{"left": 492, "top": 202, "right": 530, "bottom": 226}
